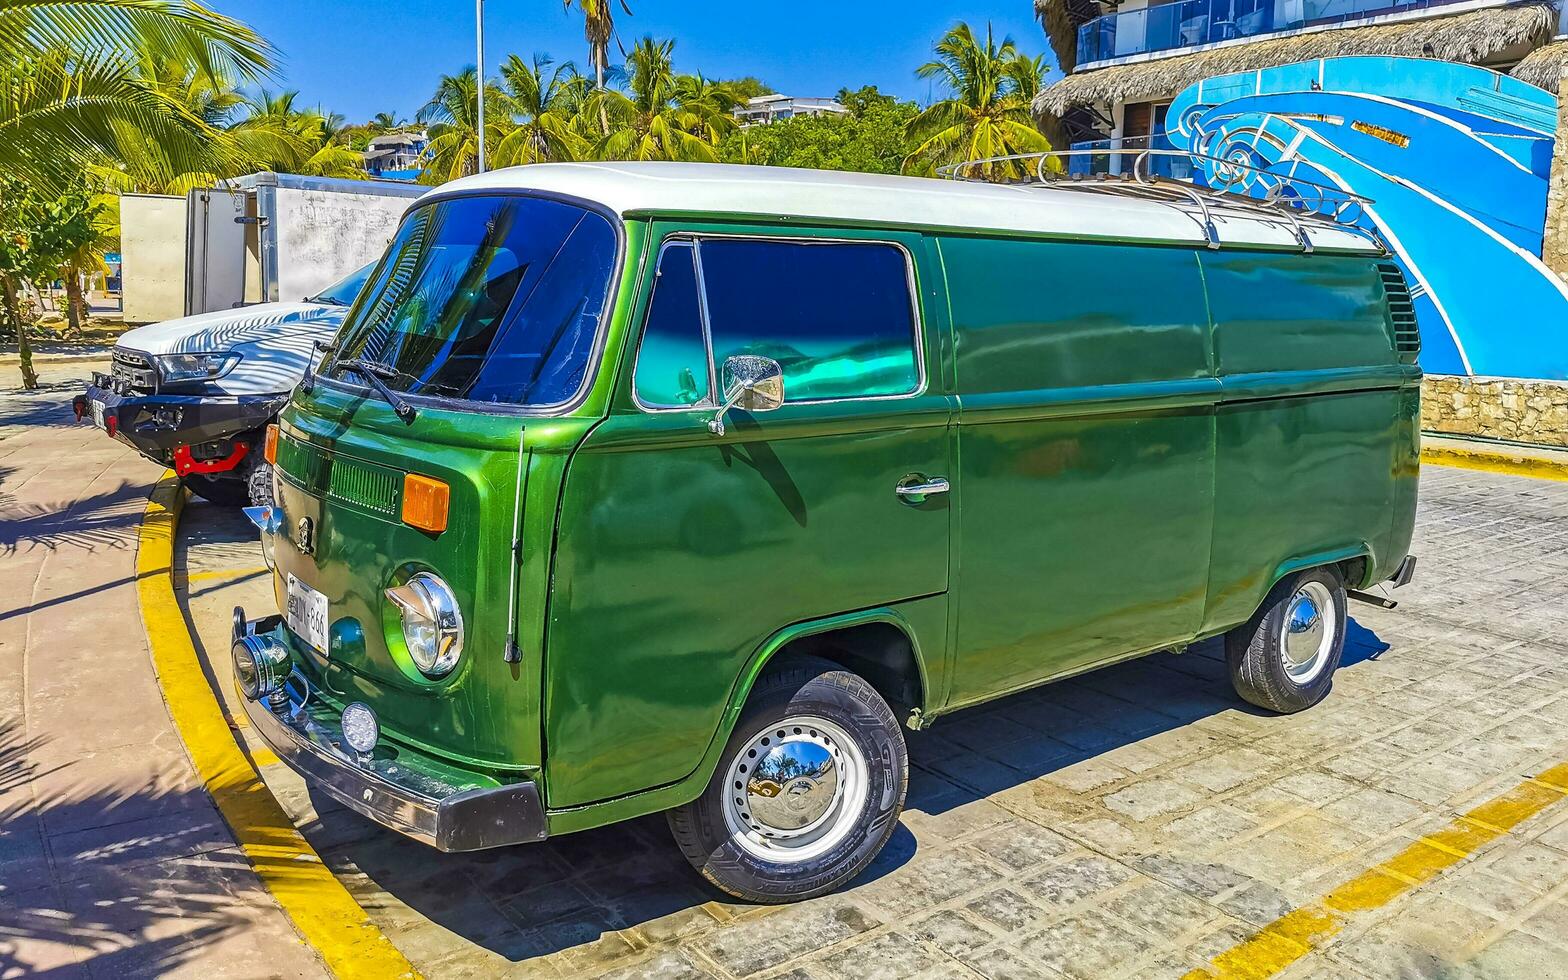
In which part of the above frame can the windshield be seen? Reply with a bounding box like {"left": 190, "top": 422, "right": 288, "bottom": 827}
{"left": 307, "top": 262, "right": 376, "bottom": 306}
{"left": 328, "top": 195, "right": 618, "bottom": 406}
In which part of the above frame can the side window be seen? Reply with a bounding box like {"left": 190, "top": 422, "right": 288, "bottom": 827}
{"left": 699, "top": 239, "right": 920, "bottom": 402}
{"left": 634, "top": 242, "right": 712, "bottom": 407}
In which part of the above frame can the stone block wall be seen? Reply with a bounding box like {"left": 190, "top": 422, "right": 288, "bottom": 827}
{"left": 1422, "top": 375, "right": 1568, "bottom": 447}
{"left": 1546, "top": 65, "right": 1568, "bottom": 282}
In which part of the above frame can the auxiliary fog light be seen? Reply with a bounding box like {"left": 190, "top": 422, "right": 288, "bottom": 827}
{"left": 385, "top": 572, "right": 464, "bottom": 677}
{"left": 233, "top": 633, "right": 290, "bottom": 703}
{"left": 341, "top": 702, "right": 379, "bottom": 756}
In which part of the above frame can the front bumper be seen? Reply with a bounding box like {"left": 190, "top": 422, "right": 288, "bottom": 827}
{"left": 234, "top": 613, "right": 548, "bottom": 852}
{"left": 76, "top": 378, "right": 284, "bottom": 464}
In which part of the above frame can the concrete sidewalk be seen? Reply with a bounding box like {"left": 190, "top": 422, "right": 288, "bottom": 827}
{"left": 0, "top": 362, "right": 326, "bottom": 978}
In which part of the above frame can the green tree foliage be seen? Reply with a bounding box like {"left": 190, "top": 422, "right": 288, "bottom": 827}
{"left": 724, "top": 76, "right": 773, "bottom": 100}
{"left": 721, "top": 99, "right": 917, "bottom": 174}
{"left": 0, "top": 181, "right": 103, "bottom": 388}
{"left": 587, "top": 36, "right": 742, "bottom": 162}
{"left": 494, "top": 54, "right": 590, "bottom": 166}
{"left": 903, "top": 22, "right": 1053, "bottom": 180}
{"left": 417, "top": 67, "right": 514, "bottom": 183}
{"left": 0, "top": 0, "right": 273, "bottom": 193}
{"left": 836, "top": 85, "right": 899, "bottom": 117}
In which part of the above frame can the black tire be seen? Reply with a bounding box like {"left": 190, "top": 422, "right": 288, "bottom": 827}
{"left": 183, "top": 473, "right": 251, "bottom": 507}
{"left": 1225, "top": 566, "right": 1347, "bottom": 713}
{"left": 243, "top": 455, "right": 274, "bottom": 508}
{"left": 667, "top": 656, "right": 907, "bottom": 903}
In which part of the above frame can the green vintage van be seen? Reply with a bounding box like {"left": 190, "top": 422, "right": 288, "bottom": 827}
{"left": 233, "top": 161, "right": 1419, "bottom": 902}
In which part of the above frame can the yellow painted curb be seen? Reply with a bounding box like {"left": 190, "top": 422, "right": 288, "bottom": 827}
{"left": 137, "top": 473, "right": 420, "bottom": 980}
{"left": 1182, "top": 760, "right": 1568, "bottom": 979}
{"left": 1421, "top": 444, "right": 1568, "bottom": 482}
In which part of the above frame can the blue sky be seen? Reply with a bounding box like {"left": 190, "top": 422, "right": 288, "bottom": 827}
{"left": 222, "top": 1, "right": 1057, "bottom": 122}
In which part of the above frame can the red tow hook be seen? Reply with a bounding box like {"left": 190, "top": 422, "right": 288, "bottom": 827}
{"left": 173, "top": 441, "right": 249, "bottom": 476}
{"left": 71, "top": 395, "right": 86, "bottom": 421}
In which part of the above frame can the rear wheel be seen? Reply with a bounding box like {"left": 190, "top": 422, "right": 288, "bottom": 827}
{"left": 1226, "top": 566, "right": 1347, "bottom": 713}
{"left": 667, "top": 657, "right": 907, "bottom": 903}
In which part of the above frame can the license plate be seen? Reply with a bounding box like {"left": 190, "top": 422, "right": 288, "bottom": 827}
{"left": 286, "top": 573, "right": 329, "bottom": 653}
{"left": 89, "top": 399, "right": 106, "bottom": 430}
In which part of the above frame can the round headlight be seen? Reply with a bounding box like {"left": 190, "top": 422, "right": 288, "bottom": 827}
{"left": 232, "top": 633, "right": 290, "bottom": 701}
{"left": 384, "top": 572, "right": 464, "bottom": 677}
{"left": 341, "top": 702, "right": 379, "bottom": 756}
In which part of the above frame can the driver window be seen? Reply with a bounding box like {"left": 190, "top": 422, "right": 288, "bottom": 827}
{"left": 697, "top": 239, "right": 920, "bottom": 403}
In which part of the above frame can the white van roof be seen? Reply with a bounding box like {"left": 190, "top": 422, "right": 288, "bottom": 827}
{"left": 431, "top": 161, "right": 1381, "bottom": 254}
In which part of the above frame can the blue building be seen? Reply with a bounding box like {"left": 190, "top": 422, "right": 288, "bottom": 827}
{"left": 1036, "top": 0, "right": 1565, "bottom": 161}
{"left": 1035, "top": 0, "right": 1568, "bottom": 380}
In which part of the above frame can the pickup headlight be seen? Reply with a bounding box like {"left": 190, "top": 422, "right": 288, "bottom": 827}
{"left": 155, "top": 351, "right": 241, "bottom": 385}
{"left": 385, "top": 572, "right": 464, "bottom": 677}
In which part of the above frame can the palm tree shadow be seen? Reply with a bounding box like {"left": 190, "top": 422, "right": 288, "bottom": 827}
{"left": 0, "top": 718, "right": 260, "bottom": 978}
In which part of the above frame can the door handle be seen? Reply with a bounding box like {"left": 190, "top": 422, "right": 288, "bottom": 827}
{"left": 895, "top": 476, "right": 950, "bottom": 504}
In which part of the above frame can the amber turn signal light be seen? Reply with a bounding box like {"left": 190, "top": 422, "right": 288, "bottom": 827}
{"left": 263, "top": 424, "right": 279, "bottom": 464}
{"left": 402, "top": 474, "right": 450, "bottom": 533}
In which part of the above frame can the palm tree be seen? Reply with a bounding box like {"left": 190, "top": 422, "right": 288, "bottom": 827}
{"left": 589, "top": 36, "right": 738, "bottom": 162}
{"left": 370, "top": 111, "right": 405, "bottom": 132}
{"left": 231, "top": 88, "right": 363, "bottom": 178}
{"left": 494, "top": 54, "right": 587, "bottom": 166}
{"left": 903, "top": 22, "right": 1053, "bottom": 180}
{"left": 417, "top": 68, "right": 513, "bottom": 183}
{"left": 562, "top": 0, "right": 629, "bottom": 94}
{"left": 0, "top": 0, "right": 272, "bottom": 191}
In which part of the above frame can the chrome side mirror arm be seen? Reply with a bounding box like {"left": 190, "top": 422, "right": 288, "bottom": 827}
{"left": 707, "top": 354, "right": 784, "bottom": 437}
{"left": 707, "top": 383, "right": 748, "bottom": 437}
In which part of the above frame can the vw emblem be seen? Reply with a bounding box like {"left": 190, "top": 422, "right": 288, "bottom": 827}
{"left": 295, "top": 516, "right": 315, "bottom": 555}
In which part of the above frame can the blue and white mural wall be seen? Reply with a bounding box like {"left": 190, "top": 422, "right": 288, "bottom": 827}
{"left": 1166, "top": 56, "right": 1567, "bottom": 380}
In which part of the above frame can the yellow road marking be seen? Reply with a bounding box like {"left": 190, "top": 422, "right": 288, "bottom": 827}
{"left": 185, "top": 565, "right": 270, "bottom": 583}
{"left": 1184, "top": 761, "right": 1568, "bottom": 979}
{"left": 1421, "top": 445, "right": 1568, "bottom": 482}
{"left": 138, "top": 473, "right": 420, "bottom": 980}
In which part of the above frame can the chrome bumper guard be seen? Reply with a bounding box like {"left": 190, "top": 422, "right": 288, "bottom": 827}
{"left": 234, "top": 614, "right": 547, "bottom": 852}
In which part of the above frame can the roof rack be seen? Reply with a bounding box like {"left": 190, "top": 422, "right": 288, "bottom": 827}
{"left": 937, "top": 148, "right": 1380, "bottom": 253}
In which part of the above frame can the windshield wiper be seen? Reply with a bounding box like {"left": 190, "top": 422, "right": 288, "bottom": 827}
{"left": 336, "top": 357, "right": 417, "bottom": 424}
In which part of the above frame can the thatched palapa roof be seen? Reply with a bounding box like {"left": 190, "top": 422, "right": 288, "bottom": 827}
{"left": 1511, "top": 38, "right": 1568, "bottom": 93}
{"left": 1035, "top": 1, "right": 1559, "bottom": 116}
{"left": 1035, "top": 0, "right": 1103, "bottom": 75}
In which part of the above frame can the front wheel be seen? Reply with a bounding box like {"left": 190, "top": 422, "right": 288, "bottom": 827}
{"left": 1225, "top": 566, "right": 1347, "bottom": 713}
{"left": 667, "top": 657, "right": 907, "bottom": 903}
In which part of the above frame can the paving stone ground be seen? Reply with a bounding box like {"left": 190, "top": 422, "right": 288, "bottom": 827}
{"left": 176, "top": 455, "right": 1568, "bottom": 980}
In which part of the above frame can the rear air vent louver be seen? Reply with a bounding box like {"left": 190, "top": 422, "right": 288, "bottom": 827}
{"left": 1378, "top": 261, "right": 1420, "bottom": 356}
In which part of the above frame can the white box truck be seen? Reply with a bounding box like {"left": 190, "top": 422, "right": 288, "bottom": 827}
{"left": 82, "top": 173, "right": 426, "bottom": 506}
{"left": 118, "top": 171, "right": 426, "bottom": 323}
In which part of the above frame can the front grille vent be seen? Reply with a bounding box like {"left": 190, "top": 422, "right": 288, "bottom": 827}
{"left": 110, "top": 348, "right": 158, "bottom": 392}
{"left": 275, "top": 435, "right": 401, "bottom": 516}
{"left": 1377, "top": 261, "right": 1420, "bottom": 356}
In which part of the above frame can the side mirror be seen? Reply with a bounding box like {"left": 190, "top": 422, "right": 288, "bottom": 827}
{"left": 708, "top": 354, "right": 784, "bottom": 436}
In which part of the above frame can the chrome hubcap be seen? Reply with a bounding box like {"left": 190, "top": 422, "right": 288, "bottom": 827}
{"left": 746, "top": 740, "right": 838, "bottom": 832}
{"left": 722, "top": 715, "right": 868, "bottom": 864}
{"left": 1281, "top": 581, "right": 1335, "bottom": 683}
